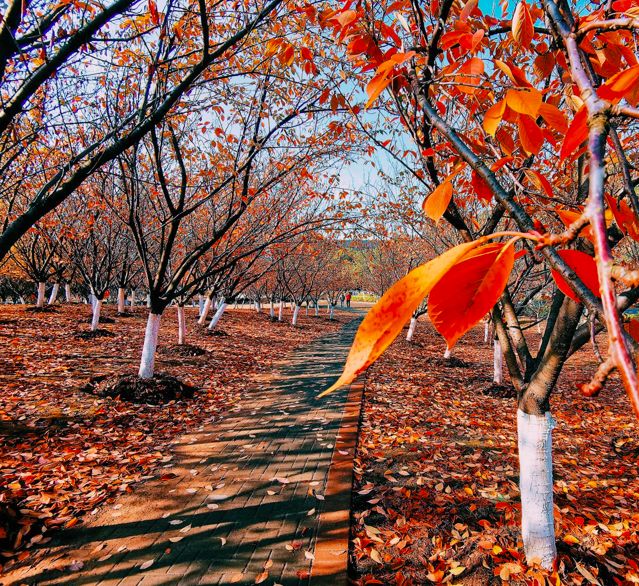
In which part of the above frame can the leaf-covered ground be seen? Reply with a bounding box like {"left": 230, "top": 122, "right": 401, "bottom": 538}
{"left": 350, "top": 319, "right": 639, "bottom": 586}
{"left": 0, "top": 302, "right": 349, "bottom": 574}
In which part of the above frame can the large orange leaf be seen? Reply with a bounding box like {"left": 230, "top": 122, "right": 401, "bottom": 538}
{"left": 556, "top": 208, "right": 594, "bottom": 242}
{"left": 539, "top": 102, "right": 568, "bottom": 133}
{"left": 483, "top": 99, "right": 506, "bottom": 136}
{"left": 428, "top": 242, "right": 516, "bottom": 348}
{"left": 551, "top": 249, "right": 601, "bottom": 303}
{"left": 366, "top": 71, "right": 392, "bottom": 108}
{"left": 423, "top": 181, "right": 453, "bottom": 222}
{"left": 560, "top": 106, "right": 588, "bottom": 161}
{"left": 320, "top": 241, "right": 481, "bottom": 395}
{"left": 506, "top": 88, "right": 542, "bottom": 117}
{"left": 598, "top": 65, "right": 639, "bottom": 106}
{"left": 512, "top": 1, "right": 534, "bottom": 47}
{"left": 606, "top": 194, "right": 639, "bottom": 241}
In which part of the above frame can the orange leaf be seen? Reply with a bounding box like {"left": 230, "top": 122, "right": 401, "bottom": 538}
{"left": 560, "top": 106, "right": 588, "bottom": 161}
{"left": 525, "top": 169, "right": 554, "bottom": 198}
{"left": 598, "top": 65, "right": 639, "bottom": 106}
{"left": 606, "top": 194, "right": 639, "bottom": 241}
{"left": 539, "top": 102, "right": 568, "bottom": 133}
{"left": 320, "top": 241, "right": 482, "bottom": 395}
{"left": 423, "top": 181, "right": 453, "bottom": 223}
{"left": 428, "top": 242, "right": 516, "bottom": 348}
{"left": 556, "top": 208, "right": 593, "bottom": 242}
{"left": 506, "top": 88, "right": 542, "bottom": 117}
{"left": 483, "top": 99, "right": 506, "bottom": 136}
{"left": 551, "top": 249, "right": 601, "bottom": 303}
{"left": 518, "top": 114, "right": 544, "bottom": 155}
{"left": 512, "top": 1, "right": 534, "bottom": 47}
{"left": 365, "top": 71, "right": 392, "bottom": 108}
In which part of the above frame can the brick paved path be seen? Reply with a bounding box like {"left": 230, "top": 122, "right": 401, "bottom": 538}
{"left": 4, "top": 318, "right": 362, "bottom": 586}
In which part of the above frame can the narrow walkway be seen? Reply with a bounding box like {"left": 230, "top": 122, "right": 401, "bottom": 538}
{"left": 5, "top": 318, "right": 362, "bottom": 586}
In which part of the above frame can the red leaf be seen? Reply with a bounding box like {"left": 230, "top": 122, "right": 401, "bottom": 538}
{"left": 560, "top": 107, "right": 588, "bottom": 161}
{"left": 428, "top": 242, "right": 516, "bottom": 348}
{"left": 551, "top": 249, "right": 600, "bottom": 303}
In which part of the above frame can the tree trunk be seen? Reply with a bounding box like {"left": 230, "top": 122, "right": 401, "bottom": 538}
{"left": 269, "top": 300, "right": 275, "bottom": 319}
{"left": 444, "top": 347, "right": 451, "bottom": 359}
{"left": 36, "top": 282, "right": 46, "bottom": 308}
{"left": 139, "top": 313, "right": 162, "bottom": 379}
{"left": 64, "top": 283, "right": 72, "bottom": 302}
{"left": 48, "top": 283, "right": 59, "bottom": 305}
{"left": 130, "top": 289, "right": 136, "bottom": 307}
{"left": 208, "top": 300, "right": 227, "bottom": 330}
{"left": 198, "top": 296, "right": 213, "bottom": 325}
{"left": 198, "top": 294, "right": 205, "bottom": 316}
{"left": 517, "top": 410, "right": 556, "bottom": 569}
{"left": 91, "top": 299, "right": 103, "bottom": 331}
{"left": 278, "top": 300, "right": 284, "bottom": 321}
{"left": 117, "top": 287, "right": 126, "bottom": 313}
{"left": 314, "top": 303, "right": 319, "bottom": 317}
{"left": 146, "top": 294, "right": 151, "bottom": 308}
{"left": 292, "top": 305, "right": 300, "bottom": 326}
{"left": 484, "top": 319, "right": 489, "bottom": 343}
{"left": 406, "top": 317, "right": 417, "bottom": 342}
{"left": 329, "top": 304, "right": 334, "bottom": 320}
{"left": 177, "top": 305, "right": 186, "bottom": 345}
{"left": 493, "top": 338, "right": 503, "bottom": 384}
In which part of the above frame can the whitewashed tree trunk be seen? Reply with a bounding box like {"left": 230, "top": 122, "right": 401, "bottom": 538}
{"left": 444, "top": 347, "right": 451, "bottom": 359}
{"left": 256, "top": 300, "right": 261, "bottom": 313}
{"left": 36, "top": 282, "right": 46, "bottom": 308}
{"left": 91, "top": 299, "right": 103, "bottom": 331}
{"left": 292, "top": 305, "right": 300, "bottom": 326}
{"left": 493, "top": 338, "right": 503, "bottom": 384}
{"left": 146, "top": 294, "right": 151, "bottom": 308}
{"left": 129, "top": 290, "right": 136, "bottom": 307}
{"left": 198, "top": 296, "right": 213, "bottom": 325}
{"left": 48, "top": 283, "right": 59, "bottom": 305}
{"left": 269, "top": 300, "right": 275, "bottom": 319}
{"left": 198, "top": 295, "right": 205, "bottom": 316}
{"left": 305, "top": 303, "right": 309, "bottom": 316}
{"left": 64, "top": 283, "right": 72, "bottom": 302}
{"left": 177, "top": 305, "right": 186, "bottom": 344}
{"left": 278, "top": 300, "right": 284, "bottom": 321}
{"left": 117, "top": 287, "right": 126, "bottom": 313}
{"left": 314, "top": 303, "right": 319, "bottom": 317}
{"left": 233, "top": 299, "right": 238, "bottom": 309}
{"left": 484, "top": 319, "right": 489, "bottom": 343}
{"left": 139, "top": 313, "right": 162, "bottom": 379}
{"left": 208, "top": 300, "right": 227, "bottom": 330}
{"left": 517, "top": 410, "right": 557, "bottom": 569}
{"left": 329, "top": 304, "right": 334, "bottom": 320}
{"left": 406, "top": 317, "right": 417, "bottom": 342}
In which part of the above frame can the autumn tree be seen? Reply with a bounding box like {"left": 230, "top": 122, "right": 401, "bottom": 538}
{"left": 326, "top": 0, "right": 639, "bottom": 568}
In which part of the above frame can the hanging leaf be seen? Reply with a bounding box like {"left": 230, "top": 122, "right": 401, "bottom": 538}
{"left": 471, "top": 170, "right": 493, "bottom": 203}
{"left": 423, "top": 181, "right": 453, "bottom": 223}
{"left": 483, "top": 100, "right": 506, "bottom": 136}
{"left": 320, "top": 241, "right": 483, "bottom": 395}
{"left": 539, "top": 102, "right": 568, "bottom": 133}
{"left": 598, "top": 65, "right": 639, "bottom": 106}
{"left": 365, "top": 72, "right": 392, "bottom": 109}
{"left": 560, "top": 107, "right": 588, "bottom": 161}
{"left": 551, "top": 249, "right": 601, "bottom": 303}
{"left": 511, "top": 1, "right": 534, "bottom": 47}
{"left": 518, "top": 114, "right": 544, "bottom": 155}
{"left": 506, "top": 88, "right": 542, "bottom": 117}
{"left": 606, "top": 194, "right": 639, "bottom": 241}
{"left": 428, "top": 242, "right": 516, "bottom": 348}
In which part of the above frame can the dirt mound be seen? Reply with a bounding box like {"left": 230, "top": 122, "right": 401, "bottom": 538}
{"left": 75, "top": 329, "right": 115, "bottom": 339}
{"left": 160, "top": 344, "right": 206, "bottom": 357}
{"left": 83, "top": 373, "right": 196, "bottom": 404}
{"left": 481, "top": 383, "right": 517, "bottom": 399}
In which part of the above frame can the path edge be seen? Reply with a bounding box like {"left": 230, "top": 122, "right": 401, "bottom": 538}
{"left": 310, "top": 373, "right": 365, "bottom": 586}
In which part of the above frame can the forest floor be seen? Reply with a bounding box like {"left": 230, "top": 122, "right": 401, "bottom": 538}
{"left": 0, "top": 302, "right": 353, "bottom": 577}
{"left": 349, "top": 319, "right": 639, "bottom": 586}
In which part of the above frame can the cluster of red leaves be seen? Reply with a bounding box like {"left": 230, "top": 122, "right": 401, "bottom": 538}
{"left": 350, "top": 320, "right": 639, "bottom": 585}
{"left": 0, "top": 303, "right": 347, "bottom": 574}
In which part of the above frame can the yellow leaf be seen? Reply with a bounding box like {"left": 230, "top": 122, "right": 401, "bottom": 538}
{"left": 483, "top": 100, "right": 506, "bottom": 136}
{"left": 450, "top": 566, "right": 466, "bottom": 576}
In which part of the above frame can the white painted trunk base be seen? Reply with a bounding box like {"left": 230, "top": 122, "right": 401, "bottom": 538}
{"left": 118, "top": 288, "right": 126, "bottom": 313}
{"left": 36, "top": 282, "right": 46, "bottom": 308}
{"left": 292, "top": 305, "right": 300, "bottom": 326}
{"left": 269, "top": 301, "right": 275, "bottom": 319}
{"left": 65, "top": 283, "right": 72, "bottom": 302}
{"left": 484, "top": 320, "right": 489, "bottom": 343}
{"left": 48, "top": 283, "right": 59, "bottom": 305}
{"left": 314, "top": 304, "right": 319, "bottom": 317}
{"left": 130, "top": 290, "right": 136, "bottom": 307}
{"left": 91, "top": 299, "right": 102, "bottom": 331}
{"left": 406, "top": 317, "right": 417, "bottom": 341}
{"left": 177, "top": 305, "right": 186, "bottom": 345}
{"left": 139, "top": 313, "right": 161, "bottom": 379}
{"left": 493, "top": 339, "right": 503, "bottom": 384}
{"left": 146, "top": 294, "right": 151, "bottom": 308}
{"left": 517, "top": 410, "right": 557, "bottom": 569}
{"left": 329, "top": 305, "right": 334, "bottom": 320}
{"left": 444, "top": 347, "right": 451, "bottom": 359}
{"left": 208, "top": 301, "right": 226, "bottom": 330}
{"left": 278, "top": 300, "right": 284, "bottom": 322}
{"left": 198, "top": 295, "right": 205, "bottom": 316}
{"left": 198, "top": 297, "right": 213, "bottom": 325}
